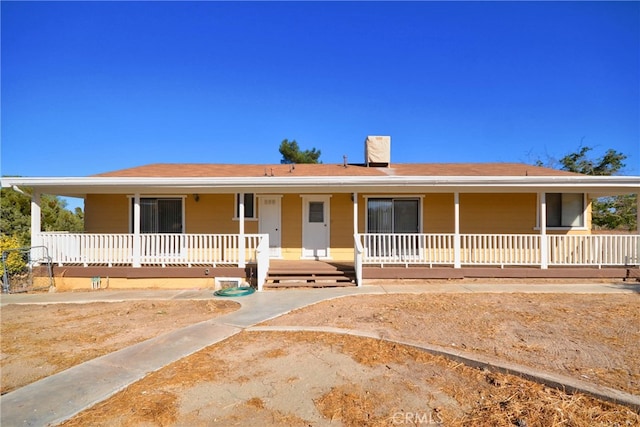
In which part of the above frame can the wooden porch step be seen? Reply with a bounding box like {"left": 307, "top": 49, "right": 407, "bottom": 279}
{"left": 266, "top": 281, "right": 357, "bottom": 288}
{"left": 267, "top": 275, "right": 354, "bottom": 282}
{"left": 264, "top": 261, "right": 356, "bottom": 288}
{"left": 268, "top": 268, "right": 350, "bottom": 273}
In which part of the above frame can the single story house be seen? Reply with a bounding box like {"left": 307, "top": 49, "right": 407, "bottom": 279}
{"left": 2, "top": 136, "right": 639, "bottom": 290}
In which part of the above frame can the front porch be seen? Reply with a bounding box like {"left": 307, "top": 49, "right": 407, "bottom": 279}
{"left": 30, "top": 232, "right": 640, "bottom": 290}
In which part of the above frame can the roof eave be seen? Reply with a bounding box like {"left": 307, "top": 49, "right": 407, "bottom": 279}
{"left": 2, "top": 175, "right": 639, "bottom": 197}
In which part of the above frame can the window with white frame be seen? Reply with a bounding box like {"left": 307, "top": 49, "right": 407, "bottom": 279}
{"left": 546, "top": 193, "right": 584, "bottom": 228}
{"left": 235, "top": 193, "right": 256, "bottom": 219}
{"left": 131, "top": 198, "right": 183, "bottom": 233}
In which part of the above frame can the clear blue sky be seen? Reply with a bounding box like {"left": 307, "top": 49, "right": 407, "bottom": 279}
{"left": 2, "top": 1, "right": 639, "bottom": 181}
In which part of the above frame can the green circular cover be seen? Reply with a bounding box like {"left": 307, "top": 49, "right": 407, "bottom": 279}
{"left": 214, "top": 286, "right": 256, "bottom": 297}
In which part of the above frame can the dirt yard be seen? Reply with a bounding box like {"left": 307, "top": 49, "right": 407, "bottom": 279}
{"left": 2, "top": 291, "right": 639, "bottom": 426}
{"left": 264, "top": 293, "right": 640, "bottom": 395}
{"left": 0, "top": 299, "right": 239, "bottom": 394}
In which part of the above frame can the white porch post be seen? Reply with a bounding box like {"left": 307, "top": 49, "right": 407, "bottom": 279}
{"left": 454, "top": 192, "right": 461, "bottom": 268}
{"left": 30, "top": 191, "right": 42, "bottom": 263}
{"left": 636, "top": 192, "right": 639, "bottom": 235}
{"left": 238, "top": 193, "right": 246, "bottom": 268}
{"left": 353, "top": 192, "right": 362, "bottom": 286}
{"left": 132, "top": 194, "right": 141, "bottom": 268}
{"left": 636, "top": 193, "right": 640, "bottom": 267}
{"left": 540, "top": 192, "right": 548, "bottom": 269}
{"left": 353, "top": 192, "right": 358, "bottom": 235}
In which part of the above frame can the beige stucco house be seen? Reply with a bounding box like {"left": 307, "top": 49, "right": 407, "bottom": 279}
{"left": 2, "top": 137, "right": 639, "bottom": 290}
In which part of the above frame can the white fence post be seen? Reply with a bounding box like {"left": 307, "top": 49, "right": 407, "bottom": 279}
{"left": 255, "top": 234, "right": 269, "bottom": 291}
{"left": 354, "top": 234, "right": 363, "bottom": 286}
{"left": 540, "top": 193, "right": 548, "bottom": 269}
{"left": 132, "top": 194, "right": 141, "bottom": 268}
{"left": 453, "top": 193, "right": 461, "bottom": 268}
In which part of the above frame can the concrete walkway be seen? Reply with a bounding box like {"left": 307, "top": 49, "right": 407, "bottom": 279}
{"left": 2, "top": 281, "right": 638, "bottom": 308}
{"left": 1, "top": 282, "right": 639, "bottom": 426}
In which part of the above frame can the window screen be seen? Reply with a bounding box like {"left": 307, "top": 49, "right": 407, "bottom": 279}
{"left": 393, "top": 199, "right": 420, "bottom": 233}
{"left": 133, "top": 198, "right": 183, "bottom": 233}
{"left": 367, "top": 199, "right": 393, "bottom": 233}
{"left": 546, "top": 193, "right": 562, "bottom": 227}
{"left": 546, "top": 193, "right": 584, "bottom": 227}
{"left": 367, "top": 198, "right": 419, "bottom": 233}
{"left": 236, "top": 193, "right": 255, "bottom": 218}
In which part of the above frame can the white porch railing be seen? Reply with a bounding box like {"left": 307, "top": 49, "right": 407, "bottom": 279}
{"left": 42, "top": 233, "right": 134, "bottom": 267}
{"left": 40, "top": 232, "right": 639, "bottom": 287}
{"left": 460, "top": 234, "right": 542, "bottom": 266}
{"left": 358, "top": 233, "right": 456, "bottom": 266}
{"left": 547, "top": 234, "right": 640, "bottom": 267}
{"left": 354, "top": 233, "right": 640, "bottom": 284}
{"left": 41, "top": 233, "right": 268, "bottom": 267}
{"left": 136, "top": 233, "right": 265, "bottom": 267}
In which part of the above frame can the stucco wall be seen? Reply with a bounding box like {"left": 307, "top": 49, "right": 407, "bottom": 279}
{"left": 84, "top": 194, "right": 130, "bottom": 233}
{"left": 280, "top": 194, "right": 303, "bottom": 259}
{"left": 459, "top": 193, "right": 537, "bottom": 234}
{"left": 423, "top": 193, "right": 455, "bottom": 233}
{"left": 84, "top": 192, "right": 591, "bottom": 262}
{"left": 186, "top": 194, "right": 258, "bottom": 234}
{"left": 330, "top": 193, "right": 355, "bottom": 260}
{"left": 53, "top": 276, "right": 218, "bottom": 291}
{"left": 85, "top": 194, "right": 258, "bottom": 234}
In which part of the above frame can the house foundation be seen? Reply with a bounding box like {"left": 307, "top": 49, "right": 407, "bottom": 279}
{"left": 36, "top": 265, "right": 253, "bottom": 291}
{"left": 31, "top": 262, "right": 638, "bottom": 292}
{"left": 362, "top": 265, "right": 637, "bottom": 281}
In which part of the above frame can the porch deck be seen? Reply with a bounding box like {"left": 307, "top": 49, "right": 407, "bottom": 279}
{"left": 362, "top": 264, "right": 639, "bottom": 281}
{"left": 266, "top": 261, "right": 638, "bottom": 282}
{"left": 42, "top": 260, "right": 639, "bottom": 286}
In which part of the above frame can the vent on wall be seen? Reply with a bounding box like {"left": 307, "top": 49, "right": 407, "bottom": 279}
{"left": 215, "top": 277, "right": 243, "bottom": 290}
{"left": 365, "top": 135, "right": 391, "bottom": 167}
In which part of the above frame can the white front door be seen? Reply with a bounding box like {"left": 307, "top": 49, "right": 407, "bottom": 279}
{"left": 302, "top": 195, "right": 330, "bottom": 259}
{"left": 259, "top": 196, "right": 281, "bottom": 258}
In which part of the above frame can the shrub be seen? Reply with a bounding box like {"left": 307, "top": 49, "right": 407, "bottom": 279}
{"left": 0, "top": 235, "right": 27, "bottom": 277}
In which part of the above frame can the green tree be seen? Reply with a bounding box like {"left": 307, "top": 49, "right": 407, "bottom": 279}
{"left": 536, "top": 146, "right": 636, "bottom": 231}
{"left": 40, "top": 195, "right": 84, "bottom": 233}
{"left": 0, "top": 187, "right": 32, "bottom": 247}
{"left": 590, "top": 194, "right": 637, "bottom": 231}
{"left": 0, "top": 186, "right": 84, "bottom": 247}
{"left": 279, "top": 139, "right": 321, "bottom": 164}
{"left": 559, "top": 146, "right": 626, "bottom": 176}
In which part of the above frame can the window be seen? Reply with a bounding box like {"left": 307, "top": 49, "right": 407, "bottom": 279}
{"left": 132, "top": 198, "right": 183, "bottom": 233}
{"left": 546, "top": 193, "right": 584, "bottom": 228}
{"left": 367, "top": 198, "right": 420, "bottom": 233}
{"left": 308, "top": 202, "right": 324, "bottom": 223}
{"left": 235, "top": 193, "right": 256, "bottom": 219}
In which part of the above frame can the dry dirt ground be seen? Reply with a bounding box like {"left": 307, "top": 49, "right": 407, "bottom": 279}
{"left": 264, "top": 292, "right": 640, "bottom": 395}
{"left": 2, "top": 291, "right": 639, "bottom": 426}
{"left": 0, "top": 299, "right": 239, "bottom": 394}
